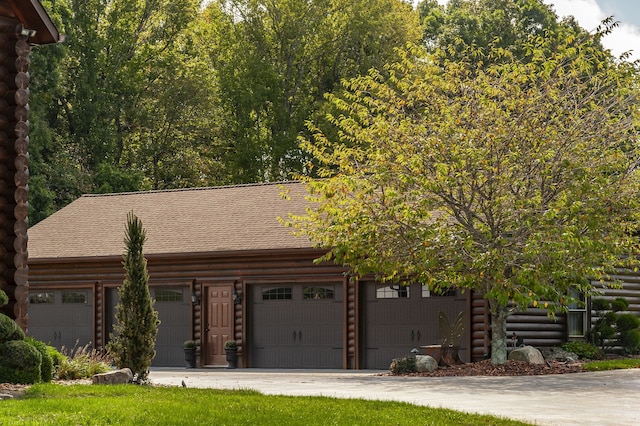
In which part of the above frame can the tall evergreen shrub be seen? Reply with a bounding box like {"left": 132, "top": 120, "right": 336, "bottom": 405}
{"left": 107, "top": 212, "right": 159, "bottom": 382}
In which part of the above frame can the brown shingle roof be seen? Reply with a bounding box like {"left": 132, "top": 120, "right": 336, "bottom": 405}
{"left": 28, "top": 182, "right": 313, "bottom": 259}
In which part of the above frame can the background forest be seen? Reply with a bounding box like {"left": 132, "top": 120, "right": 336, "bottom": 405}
{"left": 27, "top": 0, "right": 613, "bottom": 224}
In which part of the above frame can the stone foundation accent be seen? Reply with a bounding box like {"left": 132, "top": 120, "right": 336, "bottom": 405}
{"left": 92, "top": 368, "right": 133, "bottom": 385}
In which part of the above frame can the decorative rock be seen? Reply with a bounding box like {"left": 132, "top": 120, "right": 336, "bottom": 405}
{"left": 508, "top": 345, "right": 546, "bottom": 364}
{"left": 540, "top": 347, "right": 579, "bottom": 363}
{"left": 92, "top": 368, "right": 133, "bottom": 385}
{"left": 415, "top": 355, "right": 438, "bottom": 372}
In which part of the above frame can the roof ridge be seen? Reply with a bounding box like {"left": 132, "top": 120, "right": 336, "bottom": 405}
{"left": 81, "top": 181, "right": 301, "bottom": 198}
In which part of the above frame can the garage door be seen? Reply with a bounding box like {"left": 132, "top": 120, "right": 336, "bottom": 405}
{"left": 28, "top": 289, "right": 94, "bottom": 352}
{"left": 106, "top": 286, "right": 190, "bottom": 367}
{"left": 362, "top": 282, "right": 468, "bottom": 369}
{"left": 250, "top": 283, "right": 343, "bottom": 368}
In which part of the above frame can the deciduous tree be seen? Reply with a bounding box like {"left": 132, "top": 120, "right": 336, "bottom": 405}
{"left": 290, "top": 34, "right": 640, "bottom": 363}
{"left": 202, "top": 0, "right": 421, "bottom": 182}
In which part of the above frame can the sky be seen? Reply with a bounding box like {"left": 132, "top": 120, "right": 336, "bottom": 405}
{"left": 435, "top": 0, "right": 640, "bottom": 61}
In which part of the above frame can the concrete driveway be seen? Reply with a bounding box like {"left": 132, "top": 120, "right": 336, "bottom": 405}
{"left": 148, "top": 367, "right": 640, "bottom": 425}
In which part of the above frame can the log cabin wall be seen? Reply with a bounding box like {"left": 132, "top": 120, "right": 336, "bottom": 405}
{"left": 0, "top": 17, "right": 31, "bottom": 329}
{"left": 29, "top": 248, "right": 350, "bottom": 368}
{"left": 506, "top": 308, "right": 566, "bottom": 348}
{"left": 470, "top": 292, "right": 567, "bottom": 361}
{"left": 470, "top": 291, "right": 490, "bottom": 361}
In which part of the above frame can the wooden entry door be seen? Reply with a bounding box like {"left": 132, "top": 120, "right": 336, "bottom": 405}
{"left": 204, "top": 285, "right": 233, "bottom": 366}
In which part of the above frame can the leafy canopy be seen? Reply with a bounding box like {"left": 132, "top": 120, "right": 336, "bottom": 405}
{"left": 290, "top": 32, "right": 640, "bottom": 363}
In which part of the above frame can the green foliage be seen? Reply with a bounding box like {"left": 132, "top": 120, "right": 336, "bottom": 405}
{"left": 47, "top": 346, "right": 65, "bottom": 370}
{"left": 418, "top": 0, "right": 577, "bottom": 64}
{"left": 25, "top": 337, "right": 55, "bottom": 383}
{"left": 291, "top": 18, "right": 640, "bottom": 365}
{"left": 0, "top": 340, "right": 42, "bottom": 384}
{"left": 107, "top": 212, "right": 159, "bottom": 382}
{"left": 28, "top": 0, "right": 423, "bottom": 222}
{"left": 199, "top": 0, "right": 421, "bottom": 183}
{"left": 0, "top": 289, "right": 7, "bottom": 307}
{"left": 0, "top": 313, "right": 26, "bottom": 343}
{"left": 0, "top": 385, "right": 526, "bottom": 426}
{"left": 617, "top": 314, "right": 640, "bottom": 354}
{"left": 611, "top": 297, "right": 629, "bottom": 312}
{"left": 389, "top": 356, "right": 417, "bottom": 375}
{"left": 56, "top": 344, "right": 112, "bottom": 380}
{"left": 183, "top": 340, "right": 197, "bottom": 349}
{"left": 590, "top": 298, "right": 640, "bottom": 354}
{"left": 619, "top": 329, "right": 640, "bottom": 354}
{"left": 560, "top": 341, "right": 603, "bottom": 360}
{"left": 591, "top": 298, "right": 609, "bottom": 312}
{"left": 616, "top": 314, "right": 640, "bottom": 331}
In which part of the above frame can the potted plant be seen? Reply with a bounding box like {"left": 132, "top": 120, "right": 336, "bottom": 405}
{"left": 183, "top": 340, "right": 197, "bottom": 368}
{"left": 224, "top": 340, "right": 238, "bottom": 369}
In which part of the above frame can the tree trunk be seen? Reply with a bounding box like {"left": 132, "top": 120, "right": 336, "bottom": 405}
{"left": 489, "top": 300, "right": 508, "bottom": 364}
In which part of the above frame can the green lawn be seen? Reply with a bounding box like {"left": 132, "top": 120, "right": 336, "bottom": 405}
{"left": 584, "top": 358, "right": 640, "bottom": 371}
{"left": 1, "top": 384, "right": 530, "bottom": 425}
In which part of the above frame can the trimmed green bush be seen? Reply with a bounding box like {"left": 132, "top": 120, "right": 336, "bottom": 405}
{"left": 0, "top": 313, "right": 26, "bottom": 343}
{"left": 0, "top": 340, "right": 42, "bottom": 384}
{"left": 616, "top": 314, "right": 640, "bottom": 331}
{"left": 560, "top": 341, "right": 603, "bottom": 360}
{"left": 0, "top": 289, "right": 7, "bottom": 307}
{"left": 611, "top": 297, "right": 629, "bottom": 312}
{"left": 25, "top": 337, "right": 54, "bottom": 382}
{"left": 48, "top": 345, "right": 65, "bottom": 370}
{"left": 620, "top": 329, "right": 640, "bottom": 354}
{"left": 389, "top": 356, "right": 417, "bottom": 374}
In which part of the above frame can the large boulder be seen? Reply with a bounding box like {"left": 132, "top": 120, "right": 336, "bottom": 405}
{"left": 415, "top": 355, "right": 438, "bottom": 372}
{"left": 92, "top": 368, "right": 133, "bottom": 385}
{"left": 508, "top": 345, "right": 546, "bottom": 364}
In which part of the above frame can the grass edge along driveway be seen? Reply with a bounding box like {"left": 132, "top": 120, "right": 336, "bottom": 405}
{"left": 1, "top": 383, "right": 529, "bottom": 425}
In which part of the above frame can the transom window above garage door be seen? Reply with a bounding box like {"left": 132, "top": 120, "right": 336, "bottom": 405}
{"left": 29, "top": 292, "right": 54, "bottom": 304}
{"left": 303, "top": 286, "right": 334, "bottom": 300}
{"left": 155, "top": 288, "right": 183, "bottom": 302}
{"left": 62, "top": 290, "right": 88, "bottom": 304}
{"left": 376, "top": 285, "right": 410, "bottom": 298}
{"left": 422, "top": 286, "right": 456, "bottom": 297}
{"left": 262, "top": 287, "right": 292, "bottom": 300}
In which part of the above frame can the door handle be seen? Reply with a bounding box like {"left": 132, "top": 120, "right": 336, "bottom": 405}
{"left": 417, "top": 330, "right": 421, "bottom": 341}
{"left": 411, "top": 330, "right": 415, "bottom": 341}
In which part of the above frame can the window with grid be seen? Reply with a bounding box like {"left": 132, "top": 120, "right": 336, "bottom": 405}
{"left": 62, "top": 291, "right": 87, "bottom": 304}
{"left": 303, "top": 286, "right": 334, "bottom": 300}
{"left": 155, "top": 288, "right": 183, "bottom": 302}
{"left": 262, "top": 287, "right": 292, "bottom": 300}
{"left": 29, "top": 292, "right": 54, "bottom": 304}
{"left": 568, "top": 289, "right": 587, "bottom": 337}
{"left": 376, "top": 285, "right": 410, "bottom": 299}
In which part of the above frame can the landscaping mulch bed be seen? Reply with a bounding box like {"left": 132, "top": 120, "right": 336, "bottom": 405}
{"left": 392, "top": 359, "right": 586, "bottom": 377}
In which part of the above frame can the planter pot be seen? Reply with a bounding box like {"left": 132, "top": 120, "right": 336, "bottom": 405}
{"left": 225, "top": 347, "right": 238, "bottom": 369}
{"left": 184, "top": 347, "right": 196, "bottom": 368}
